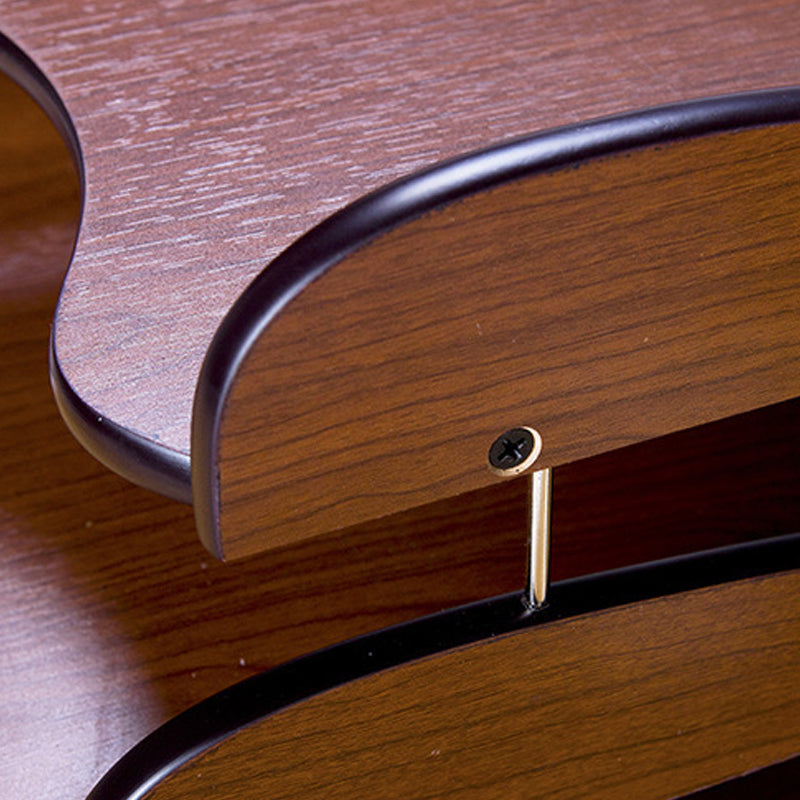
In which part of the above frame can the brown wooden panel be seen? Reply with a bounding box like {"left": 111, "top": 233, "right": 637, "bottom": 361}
{"left": 3, "top": 0, "right": 800, "bottom": 475}
{"left": 149, "top": 569, "right": 800, "bottom": 800}
{"left": 216, "top": 125, "right": 800, "bottom": 558}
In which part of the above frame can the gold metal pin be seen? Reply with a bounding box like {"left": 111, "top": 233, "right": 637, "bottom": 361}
{"left": 526, "top": 466, "right": 552, "bottom": 610}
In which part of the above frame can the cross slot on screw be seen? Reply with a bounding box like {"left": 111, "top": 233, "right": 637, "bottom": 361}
{"left": 488, "top": 427, "right": 542, "bottom": 476}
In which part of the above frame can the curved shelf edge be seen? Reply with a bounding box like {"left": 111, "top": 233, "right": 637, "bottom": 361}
{"left": 0, "top": 31, "right": 193, "bottom": 502}
{"left": 49, "top": 341, "right": 192, "bottom": 504}
{"left": 86, "top": 531, "right": 800, "bottom": 800}
{"left": 0, "top": 32, "right": 81, "bottom": 170}
{"left": 192, "top": 85, "right": 800, "bottom": 558}
{"left": 6, "top": 45, "right": 798, "bottom": 521}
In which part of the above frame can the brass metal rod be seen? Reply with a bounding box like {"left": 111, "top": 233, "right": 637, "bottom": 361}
{"left": 526, "top": 467, "right": 552, "bottom": 609}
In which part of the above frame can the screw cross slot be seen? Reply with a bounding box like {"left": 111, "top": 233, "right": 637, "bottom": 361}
{"left": 488, "top": 427, "right": 542, "bottom": 476}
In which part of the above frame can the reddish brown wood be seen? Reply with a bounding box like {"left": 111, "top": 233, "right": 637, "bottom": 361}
{"left": 2, "top": 0, "right": 800, "bottom": 466}
{"left": 149, "top": 570, "right": 800, "bottom": 800}
{"left": 217, "top": 124, "right": 800, "bottom": 557}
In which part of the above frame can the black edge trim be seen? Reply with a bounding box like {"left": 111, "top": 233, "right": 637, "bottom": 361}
{"left": 0, "top": 32, "right": 82, "bottom": 169}
{"left": 687, "top": 753, "right": 800, "bottom": 798}
{"left": 49, "top": 344, "right": 192, "bottom": 504}
{"left": 191, "top": 86, "right": 800, "bottom": 556}
{"left": 86, "top": 532, "right": 800, "bottom": 800}
{"left": 0, "top": 31, "right": 194, "bottom": 501}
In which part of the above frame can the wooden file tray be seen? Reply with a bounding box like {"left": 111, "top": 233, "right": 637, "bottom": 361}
{"left": 2, "top": 1, "right": 799, "bottom": 560}
{"left": 2, "top": 3, "right": 800, "bottom": 797}
{"left": 0, "top": 0, "right": 798, "bottom": 529}
{"left": 85, "top": 537, "right": 800, "bottom": 799}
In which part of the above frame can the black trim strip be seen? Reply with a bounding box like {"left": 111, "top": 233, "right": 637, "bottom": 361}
{"left": 0, "top": 32, "right": 82, "bottom": 170}
{"left": 191, "top": 86, "right": 800, "bottom": 556}
{"left": 0, "top": 32, "right": 194, "bottom": 502}
{"left": 87, "top": 532, "right": 800, "bottom": 800}
{"left": 49, "top": 345, "right": 193, "bottom": 503}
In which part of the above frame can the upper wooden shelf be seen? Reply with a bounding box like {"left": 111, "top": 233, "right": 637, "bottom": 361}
{"left": 2, "top": 0, "right": 800, "bottom": 521}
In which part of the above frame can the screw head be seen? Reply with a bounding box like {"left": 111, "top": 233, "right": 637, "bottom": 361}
{"left": 488, "top": 427, "right": 542, "bottom": 476}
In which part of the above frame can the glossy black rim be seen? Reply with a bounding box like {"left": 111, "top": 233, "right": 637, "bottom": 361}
{"left": 0, "top": 32, "right": 194, "bottom": 502}
{"left": 49, "top": 346, "right": 193, "bottom": 503}
{"left": 0, "top": 32, "right": 81, "bottom": 168}
{"left": 86, "top": 531, "right": 800, "bottom": 800}
{"left": 191, "top": 86, "right": 800, "bottom": 556}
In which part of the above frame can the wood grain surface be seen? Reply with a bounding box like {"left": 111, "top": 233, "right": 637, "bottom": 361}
{"left": 149, "top": 569, "right": 800, "bottom": 800}
{"left": 2, "top": 71, "right": 799, "bottom": 800}
{"left": 217, "top": 124, "right": 800, "bottom": 557}
{"left": 3, "top": 0, "right": 800, "bottom": 467}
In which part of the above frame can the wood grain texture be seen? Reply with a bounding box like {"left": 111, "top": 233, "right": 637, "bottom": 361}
{"left": 3, "top": 0, "right": 800, "bottom": 466}
{"left": 2, "top": 71, "right": 798, "bottom": 800}
{"left": 148, "top": 569, "right": 800, "bottom": 800}
{"left": 217, "top": 124, "right": 800, "bottom": 557}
